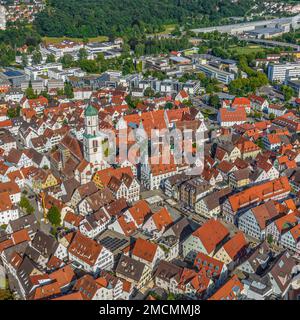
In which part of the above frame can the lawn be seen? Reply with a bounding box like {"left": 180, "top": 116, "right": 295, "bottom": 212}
{"left": 229, "top": 45, "right": 265, "bottom": 55}
{"left": 151, "top": 24, "right": 176, "bottom": 36}
{"left": 42, "top": 35, "right": 109, "bottom": 44}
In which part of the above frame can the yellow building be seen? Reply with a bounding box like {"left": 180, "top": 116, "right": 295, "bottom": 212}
{"left": 32, "top": 170, "right": 59, "bottom": 191}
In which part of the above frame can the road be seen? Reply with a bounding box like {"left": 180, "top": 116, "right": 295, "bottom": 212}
{"left": 256, "top": 85, "right": 285, "bottom": 102}
{"left": 238, "top": 37, "right": 300, "bottom": 51}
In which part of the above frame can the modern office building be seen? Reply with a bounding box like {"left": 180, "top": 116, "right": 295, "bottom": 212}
{"left": 267, "top": 62, "right": 300, "bottom": 83}
{"left": 197, "top": 64, "right": 235, "bottom": 84}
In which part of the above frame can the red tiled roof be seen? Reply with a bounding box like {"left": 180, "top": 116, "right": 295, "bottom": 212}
{"left": 208, "top": 275, "right": 243, "bottom": 300}
{"left": 132, "top": 238, "right": 158, "bottom": 263}
{"left": 228, "top": 177, "right": 291, "bottom": 214}
{"left": 192, "top": 219, "right": 229, "bottom": 255}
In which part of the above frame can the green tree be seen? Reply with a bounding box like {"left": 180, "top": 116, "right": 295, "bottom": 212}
{"left": 21, "top": 53, "right": 28, "bottom": 67}
{"left": 122, "top": 58, "right": 135, "bottom": 75}
{"left": 134, "top": 43, "right": 145, "bottom": 57}
{"left": 82, "top": 37, "right": 89, "bottom": 45}
{"left": 144, "top": 87, "right": 155, "bottom": 97}
{"left": 60, "top": 54, "right": 74, "bottom": 68}
{"left": 19, "top": 196, "right": 34, "bottom": 214}
{"left": 32, "top": 50, "right": 42, "bottom": 65}
{"left": 0, "top": 44, "right": 15, "bottom": 66}
{"left": 64, "top": 81, "right": 74, "bottom": 98}
{"left": 79, "top": 59, "right": 99, "bottom": 73}
{"left": 282, "top": 85, "right": 294, "bottom": 101}
{"left": 164, "top": 102, "right": 173, "bottom": 110}
{"left": 269, "top": 113, "right": 275, "bottom": 120}
{"left": 0, "top": 288, "right": 14, "bottom": 300}
{"left": 25, "top": 81, "right": 37, "bottom": 99}
{"left": 20, "top": 196, "right": 30, "bottom": 209}
{"left": 122, "top": 43, "right": 131, "bottom": 54}
{"left": 136, "top": 60, "right": 143, "bottom": 73}
{"left": 7, "top": 106, "right": 21, "bottom": 119}
{"left": 27, "top": 204, "right": 34, "bottom": 215}
{"left": 209, "top": 94, "right": 220, "bottom": 108}
{"left": 46, "top": 53, "right": 56, "bottom": 63}
{"left": 47, "top": 205, "right": 61, "bottom": 227}
{"left": 78, "top": 48, "right": 88, "bottom": 61}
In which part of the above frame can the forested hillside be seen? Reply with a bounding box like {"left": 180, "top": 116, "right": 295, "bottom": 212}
{"left": 34, "top": 0, "right": 255, "bottom": 38}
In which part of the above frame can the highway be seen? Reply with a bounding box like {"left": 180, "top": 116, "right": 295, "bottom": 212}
{"left": 237, "top": 37, "right": 300, "bottom": 51}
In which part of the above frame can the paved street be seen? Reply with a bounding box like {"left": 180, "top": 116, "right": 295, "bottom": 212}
{"left": 22, "top": 187, "right": 51, "bottom": 234}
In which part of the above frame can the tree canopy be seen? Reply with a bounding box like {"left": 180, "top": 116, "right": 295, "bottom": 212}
{"left": 47, "top": 205, "right": 61, "bottom": 227}
{"left": 34, "top": 0, "right": 254, "bottom": 38}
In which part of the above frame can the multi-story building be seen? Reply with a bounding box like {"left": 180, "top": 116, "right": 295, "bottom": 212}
{"left": 223, "top": 176, "right": 291, "bottom": 225}
{"left": 197, "top": 64, "right": 235, "bottom": 84}
{"left": 268, "top": 62, "right": 300, "bottom": 82}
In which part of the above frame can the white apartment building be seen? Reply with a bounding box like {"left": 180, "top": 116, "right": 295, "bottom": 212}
{"left": 268, "top": 62, "right": 300, "bottom": 83}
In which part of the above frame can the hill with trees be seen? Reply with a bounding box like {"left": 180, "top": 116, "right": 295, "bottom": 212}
{"left": 34, "top": 0, "right": 256, "bottom": 38}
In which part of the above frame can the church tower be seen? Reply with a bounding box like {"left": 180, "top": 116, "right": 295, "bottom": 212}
{"left": 83, "top": 104, "right": 106, "bottom": 166}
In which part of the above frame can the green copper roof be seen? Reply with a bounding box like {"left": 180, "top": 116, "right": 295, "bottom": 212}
{"left": 84, "top": 104, "right": 98, "bottom": 117}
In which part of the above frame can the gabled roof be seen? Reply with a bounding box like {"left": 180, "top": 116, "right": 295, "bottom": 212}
{"left": 228, "top": 177, "right": 291, "bottom": 213}
{"left": 222, "top": 232, "right": 247, "bottom": 260}
{"left": 208, "top": 275, "right": 243, "bottom": 300}
{"left": 68, "top": 232, "right": 104, "bottom": 266}
{"left": 132, "top": 238, "right": 158, "bottom": 263}
{"left": 219, "top": 107, "right": 247, "bottom": 123}
{"left": 192, "top": 219, "right": 229, "bottom": 255}
{"left": 150, "top": 207, "right": 173, "bottom": 231}
{"left": 116, "top": 254, "right": 147, "bottom": 282}
{"left": 250, "top": 201, "right": 281, "bottom": 230}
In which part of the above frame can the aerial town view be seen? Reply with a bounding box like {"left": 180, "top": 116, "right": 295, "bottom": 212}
{"left": 1, "top": 0, "right": 300, "bottom": 305}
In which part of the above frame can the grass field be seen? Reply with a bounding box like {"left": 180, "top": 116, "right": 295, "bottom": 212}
{"left": 152, "top": 24, "right": 176, "bottom": 36}
{"left": 42, "top": 35, "right": 109, "bottom": 44}
{"left": 229, "top": 45, "right": 265, "bottom": 55}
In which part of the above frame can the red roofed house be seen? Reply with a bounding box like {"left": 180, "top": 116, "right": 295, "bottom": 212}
{"left": 249, "top": 95, "right": 269, "bottom": 112}
{"left": 223, "top": 176, "right": 291, "bottom": 225}
{"left": 22, "top": 96, "right": 48, "bottom": 115}
{"left": 193, "top": 252, "right": 228, "bottom": 288}
{"left": 142, "top": 207, "right": 173, "bottom": 236}
{"left": 263, "top": 134, "right": 282, "bottom": 151}
{"left": 214, "top": 232, "right": 248, "bottom": 269}
{"left": 183, "top": 219, "right": 229, "bottom": 260}
{"left": 93, "top": 166, "right": 140, "bottom": 203}
{"left": 238, "top": 200, "right": 282, "bottom": 240}
{"left": 266, "top": 211, "right": 299, "bottom": 244}
{"left": 72, "top": 274, "right": 114, "bottom": 300}
{"left": 175, "top": 90, "right": 189, "bottom": 103}
{"left": 68, "top": 232, "right": 114, "bottom": 274}
{"left": 208, "top": 275, "right": 244, "bottom": 300}
{"left": 0, "top": 191, "right": 19, "bottom": 225}
{"left": 279, "top": 223, "right": 300, "bottom": 254}
{"left": 131, "top": 238, "right": 165, "bottom": 269}
{"left": 232, "top": 97, "right": 251, "bottom": 113}
{"left": 217, "top": 107, "right": 247, "bottom": 127}
{"left": 108, "top": 200, "right": 151, "bottom": 236}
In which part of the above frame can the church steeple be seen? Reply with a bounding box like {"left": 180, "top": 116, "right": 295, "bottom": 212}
{"left": 84, "top": 104, "right": 99, "bottom": 137}
{"left": 83, "top": 104, "right": 110, "bottom": 169}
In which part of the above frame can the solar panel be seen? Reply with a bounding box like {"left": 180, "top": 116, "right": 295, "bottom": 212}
{"left": 4, "top": 70, "right": 23, "bottom": 77}
{"left": 100, "top": 236, "right": 127, "bottom": 251}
